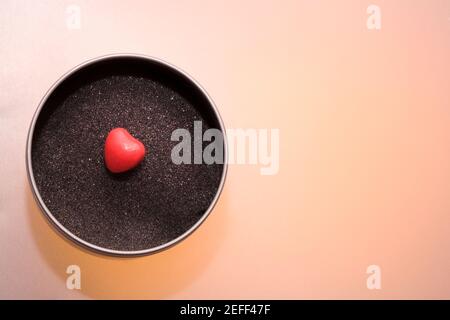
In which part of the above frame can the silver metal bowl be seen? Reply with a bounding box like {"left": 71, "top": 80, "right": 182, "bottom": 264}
{"left": 26, "top": 53, "right": 227, "bottom": 256}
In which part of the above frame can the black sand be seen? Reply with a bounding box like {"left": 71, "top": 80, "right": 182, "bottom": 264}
{"left": 31, "top": 58, "right": 224, "bottom": 252}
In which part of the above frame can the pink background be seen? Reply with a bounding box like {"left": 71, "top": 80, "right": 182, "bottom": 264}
{"left": 1, "top": 0, "right": 450, "bottom": 299}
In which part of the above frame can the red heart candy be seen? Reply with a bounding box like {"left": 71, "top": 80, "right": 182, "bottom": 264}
{"left": 104, "top": 128, "right": 146, "bottom": 173}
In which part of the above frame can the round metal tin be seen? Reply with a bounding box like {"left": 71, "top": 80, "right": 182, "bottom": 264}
{"left": 26, "top": 53, "right": 228, "bottom": 256}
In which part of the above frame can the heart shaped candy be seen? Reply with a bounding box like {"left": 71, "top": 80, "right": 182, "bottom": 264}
{"left": 104, "top": 128, "right": 146, "bottom": 173}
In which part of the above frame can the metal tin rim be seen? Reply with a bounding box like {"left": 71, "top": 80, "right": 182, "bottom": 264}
{"left": 26, "top": 53, "right": 228, "bottom": 257}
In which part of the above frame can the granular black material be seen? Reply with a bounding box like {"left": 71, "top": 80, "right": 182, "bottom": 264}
{"left": 31, "top": 57, "right": 224, "bottom": 252}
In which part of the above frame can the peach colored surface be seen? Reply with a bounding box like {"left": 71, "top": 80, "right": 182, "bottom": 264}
{"left": 1, "top": 0, "right": 450, "bottom": 299}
